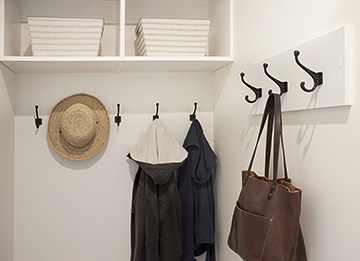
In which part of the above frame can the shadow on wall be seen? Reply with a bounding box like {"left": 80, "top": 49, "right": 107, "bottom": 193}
{"left": 127, "top": 158, "right": 138, "bottom": 182}
{"left": 241, "top": 100, "right": 262, "bottom": 151}
{"left": 245, "top": 94, "right": 351, "bottom": 158}
{"left": 213, "top": 63, "right": 234, "bottom": 109}
{"left": 0, "top": 64, "right": 15, "bottom": 113}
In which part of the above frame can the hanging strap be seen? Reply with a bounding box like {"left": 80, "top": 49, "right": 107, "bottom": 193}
{"left": 279, "top": 101, "right": 289, "bottom": 182}
{"left": 244, "top": 94, "right": 274, "bottom": 185}
{"left": 269, "top": 94, "right": 281, "bottom": 199}
{"left": 243, "top": 93, "right": 288, "bottom": 200}
{"left": 264, "top": 98, "right": 289, "bottom": 181}
{"left": 264, "top": 97, "right": 274, "bottom": 179}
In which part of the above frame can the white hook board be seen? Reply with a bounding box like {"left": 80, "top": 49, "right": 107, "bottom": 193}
{"left": 242, "top": 26, "right": 351, "bottom": 115}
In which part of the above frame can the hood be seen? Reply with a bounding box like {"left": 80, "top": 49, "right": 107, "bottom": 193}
{"left": 129, "top": 119, "right": 188, "bottom": 184}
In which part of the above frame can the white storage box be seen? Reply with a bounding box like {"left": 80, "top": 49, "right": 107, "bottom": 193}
{"left": 27, "top": 17, "right": 104, "bottom": 56}
{"left": 134, "top": 18, "right": 210, "bottom": 56}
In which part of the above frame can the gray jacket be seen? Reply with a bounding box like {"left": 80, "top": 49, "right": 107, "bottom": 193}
{"left": 129, "top": 119, "right": 188, "bottom": 261}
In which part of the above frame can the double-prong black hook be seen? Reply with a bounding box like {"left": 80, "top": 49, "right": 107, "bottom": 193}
{"left": 294, "top": 50, "right": 323, "bottom": 92}
{"left": 114, "top": 103, "right": 121, "bottom": 126}
{"left": 34, "top": 105, "right": 42, "bottom": 129}
{"left": 240, "top": 72, "right": 262, "bottom": 103}
{"left": 190, "top": 102, "right": 197, "bottom": 121}
{"left": 263, "top": 63, "right": 288, "bottom": 96}
{"left": 153, "top": 103, "right": 160, "bottom": 120}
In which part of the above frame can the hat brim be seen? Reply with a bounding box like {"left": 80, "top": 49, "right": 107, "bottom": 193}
{"left": 47, "top": 93, "right": 110, "bottom": 161}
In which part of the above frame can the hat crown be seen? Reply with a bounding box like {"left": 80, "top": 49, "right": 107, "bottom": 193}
{"left": 60, "top": 103, "right": 97, "bottom": 148}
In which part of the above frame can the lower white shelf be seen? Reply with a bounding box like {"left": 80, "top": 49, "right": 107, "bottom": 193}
{"left": 0, "top": 56, "right": 233, "bottom": 73}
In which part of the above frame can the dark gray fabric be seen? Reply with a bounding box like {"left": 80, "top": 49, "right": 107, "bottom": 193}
{"left": 178, "top": 120, "right": 217, "bottom": 261}
{"left": 129, "top": 157, "right": 184, "bottom": 261}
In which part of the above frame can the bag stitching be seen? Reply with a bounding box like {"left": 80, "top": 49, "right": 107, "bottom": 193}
{"left": 260, "top": 218, "right": 274, "bottom": 260}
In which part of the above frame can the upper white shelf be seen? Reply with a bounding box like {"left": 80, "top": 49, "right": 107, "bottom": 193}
{"left": 0, "top": 0, "right": 234, "bottom": 73}
{"left": 0, "top": 56, "right": 233, "bottom": 73}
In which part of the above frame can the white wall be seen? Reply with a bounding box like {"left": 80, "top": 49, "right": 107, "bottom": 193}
{"left": 0, "top": 63, "right": 15, "bottom": 261}
{"left": 11, "top": 1, "right": 360, "bottom": 260}
{"left": 13, "top": 72, "right": 213, "bottom": 261}
{"left": 214, "top": 0, "right": 360, "bottom": 260}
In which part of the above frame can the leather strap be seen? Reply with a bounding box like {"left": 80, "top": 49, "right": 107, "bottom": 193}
{"left": 269, "top": 94, "right": 281, "bottom": 199}
{"left": 264, "top": 97, "right": 274, "bottom": 179}
{"left": 244, "top": 94, "right": 274, "bottom": 185}
{"left": 265, "top": 98, "right": 288, "bottom": 182}
{"left": 244, "top": 93, "right": 288, "bottom": 200}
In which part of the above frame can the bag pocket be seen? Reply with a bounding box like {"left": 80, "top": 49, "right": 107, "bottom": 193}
{"left": 228, "top": 201, "right": 273, "bottom": 261}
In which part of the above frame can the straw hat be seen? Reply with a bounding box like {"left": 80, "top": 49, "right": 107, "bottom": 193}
{"left": 47, "top": 93, "right": 110, "bottom": 160}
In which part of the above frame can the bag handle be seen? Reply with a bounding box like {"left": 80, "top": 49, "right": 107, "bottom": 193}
{"left": 243, "top": 93, "right": 287, "bottom": 200}
{"left": 243, "top": 94, "right": 274, "bottom": 184}
{"left": 270, "top": 93, "right": 281, "bottom": 199}
{"left": 265, "top": 98, "right": 289, "bottom": 181}
{"left": 264, "top": 97, "right": 274, "bottom": 179}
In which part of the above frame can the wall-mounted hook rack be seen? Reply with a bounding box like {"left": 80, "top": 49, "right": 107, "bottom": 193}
{"left": 189, "top": 102, "right": 198, "bottom": 121}
{"left": 114, "top": 103, "right": 121, "bottom": 126}
{"left": 244, "top": 27, "right": 348, "bottom": 115}
{"left": 240, "top": 72, "right": 262, "bottom": 103}
{"left": 153, "top": 103, "right": 160, "bottom": 120}
{"left": 263, "top": 63, "right": 288, "bottom": 96}
{"left": 294, "top": 50, "right": 323, "bottom": 92}
{"left": 34, "top": 105, "right": 42, "bottom": 129}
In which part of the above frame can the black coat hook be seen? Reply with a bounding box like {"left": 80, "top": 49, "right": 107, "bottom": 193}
{"left": 190, "top": 102, "right": 197, "bottom": 121}
{"left": 263, "top": 63, "right": 288, "bottom": 96}
{"left": 294, "top": 50, "right": 323, "bottom": 92}
{"left": 240, "top": 72, "right": 262, "bottom": 103}
{"left": 34, "top": 105, "right": 42, "bottom": 129}
{"left": 114, "top": 103, "right": 121, "bottom": 126}
{"left": 153, "top": 103, "right": 160, "bottom": 120}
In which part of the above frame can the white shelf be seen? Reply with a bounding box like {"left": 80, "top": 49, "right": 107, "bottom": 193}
{"left": 0, "top": 56, "right": 121, "bottom": 73}
{"left": 0, "top": 0, "right": 234, "bottom": 73}
{"left": 0, "top": 56, "right": 233, "bottom": 73}
{"left": 119, "top": 56, "right": 233, "bottom": 72}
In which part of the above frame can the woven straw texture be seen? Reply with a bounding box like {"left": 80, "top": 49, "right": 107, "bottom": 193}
{"left": 47, "top": 93, "right": 110, "bottom": 160}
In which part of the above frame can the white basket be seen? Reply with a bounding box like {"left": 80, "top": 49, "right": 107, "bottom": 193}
{"left": 28, "top": 17, "right": 104, "bottom": 56}
{"left": 134, "top": 18, "right": 210, "bottom": 57}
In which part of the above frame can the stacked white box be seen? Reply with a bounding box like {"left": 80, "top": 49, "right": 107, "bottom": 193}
{"left": 135, "top": 18, "right": 210, "bottom": 56}
{"left": 27, "top": 17, "right": 104, "bottom": 56}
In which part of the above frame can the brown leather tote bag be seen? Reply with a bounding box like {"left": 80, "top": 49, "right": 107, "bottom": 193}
{"left": 228, "top": 94, "right": 307, "bottom": 261}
